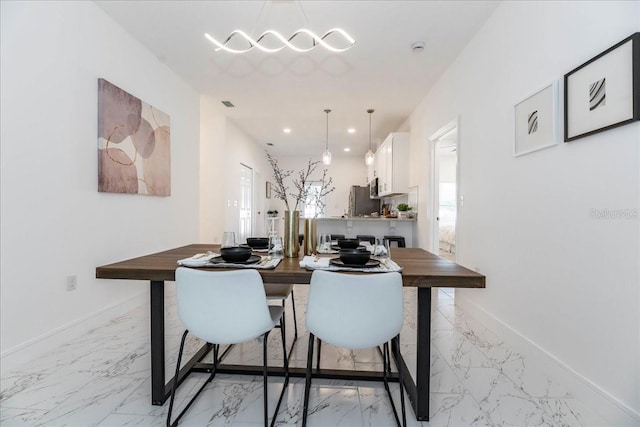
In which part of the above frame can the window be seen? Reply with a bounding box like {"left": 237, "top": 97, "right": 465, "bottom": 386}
{"left": 303, "top": 181, "right": 325, "bottom": 218}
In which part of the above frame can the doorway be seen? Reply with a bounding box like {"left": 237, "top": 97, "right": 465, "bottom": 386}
{"left": 429, "top": 120, "right": 459, "bottom": 262}
{"left": 238, "top": 163, "right": 253, "bottom": 243}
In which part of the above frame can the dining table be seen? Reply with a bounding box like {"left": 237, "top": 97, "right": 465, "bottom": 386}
{"left": 95, "top": 243, "right": 485, "bottom": 421}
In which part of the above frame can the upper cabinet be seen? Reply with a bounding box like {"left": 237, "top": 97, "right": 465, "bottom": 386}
{"left": 376, "top": 132, "right": 409, "bottom": 196}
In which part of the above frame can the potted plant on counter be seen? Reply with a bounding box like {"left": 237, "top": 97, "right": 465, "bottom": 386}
{"left": 396, "top": 203, "right": 412, "bottom": 219}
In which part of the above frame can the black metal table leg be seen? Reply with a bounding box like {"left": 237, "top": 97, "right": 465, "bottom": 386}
{"left": 150, "top": 280, "right": 165, "bottom": 405}
{"left": 150, "top": 280, "right": 214, "bottom": 406}
{"left": 391, "top": 286, "right": 431, "bottom": 421}
{"left": 415, "top": 287, "right": 431, "bottom": 420}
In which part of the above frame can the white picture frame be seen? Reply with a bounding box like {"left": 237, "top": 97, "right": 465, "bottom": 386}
{"left": 514, "top": 81, "right": 559, "bottom": 157}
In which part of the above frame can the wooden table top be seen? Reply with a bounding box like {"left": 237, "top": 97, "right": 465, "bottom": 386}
{"left": 96, "top": 244, "right": 485, "bottom": 288}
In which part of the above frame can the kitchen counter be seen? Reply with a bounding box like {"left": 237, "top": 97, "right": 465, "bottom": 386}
{"left": 322, "top": 216, "right": 416, "bottom": 222}
{"left": 315, "top": 216, "right": 416, "bottom": 246}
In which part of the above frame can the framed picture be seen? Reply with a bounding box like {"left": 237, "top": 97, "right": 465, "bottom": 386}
{"left": 564, "top": 32, "right": 639, "bottom": 142}
{"left": 514, "top": 81, "right": 559, "bottom": 156}
{"left": 265, "top": 181, "right": 272, "bottom": 199}
{"left": 98, "top": 78, "right": 171, "bottom": 195}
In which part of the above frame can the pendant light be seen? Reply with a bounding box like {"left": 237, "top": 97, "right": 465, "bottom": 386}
{"left": 205, "top": 1, "right": 355, "bottom": 54}
{"left": 322, "top": 109, "right": 332, "bottom": 165}
{"left": 205, "top": 29, "right": 355, "bottom": 54}
{"left": 365, "top": 108, "right": 375, "bottom": 166}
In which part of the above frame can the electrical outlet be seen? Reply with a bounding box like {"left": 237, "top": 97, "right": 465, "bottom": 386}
{"left": 66, "top": 275, "right": 77, "bottom": 292}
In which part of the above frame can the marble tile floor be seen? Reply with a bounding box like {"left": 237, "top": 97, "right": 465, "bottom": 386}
{"left": 0, "top": 286, "right": 611, "bottom": 426}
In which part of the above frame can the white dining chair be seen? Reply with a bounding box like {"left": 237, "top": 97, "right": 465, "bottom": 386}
{"left": 302, "top": 270, "right": 406, "bottom": 427}
{"left": 167, "top": 268, "right": 289, "bottom": 427}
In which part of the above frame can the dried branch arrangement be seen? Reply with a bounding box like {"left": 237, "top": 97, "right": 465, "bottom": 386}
{"left": 265, "top": 151, "right": 293, "bottom": 210}
{"left": 266, "top": 151, "right": 335, "bottom": 215}
{"left": 311, "top": 168, "right": 335, "bottom": 218}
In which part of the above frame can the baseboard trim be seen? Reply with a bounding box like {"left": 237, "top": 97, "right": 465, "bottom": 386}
{"left": 454, "top": 291, "right": 640, "bottom": 426}
{"left": 0, "top": 291, "right": 147, "bottom": 375}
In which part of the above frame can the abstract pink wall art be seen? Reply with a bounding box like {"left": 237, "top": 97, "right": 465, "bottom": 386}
{"left": 98, "top": 78, "right": 171, "bottom": 196}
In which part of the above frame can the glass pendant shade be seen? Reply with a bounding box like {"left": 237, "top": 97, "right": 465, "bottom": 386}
{"left": 322, "top": 150, "right": 332, "bottom": 165}
{"left": 365, "top": 149, "right": 375, "bottom": 166}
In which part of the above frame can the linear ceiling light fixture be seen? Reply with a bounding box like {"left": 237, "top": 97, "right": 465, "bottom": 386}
{"left": 205, "top": 29, "right": 355, "bottom": 53}
{"left": 365, "top": 109, "right": 375, "bottom": 166}
{"left": 205, "top": 0, "right": 354, "bottom": 54}
{"left": 322, "top": 109, "right": 332, "bottom": 165}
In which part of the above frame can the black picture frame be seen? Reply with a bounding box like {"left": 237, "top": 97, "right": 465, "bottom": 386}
{"left": 564, "top": 32, "right": 640, "bottom": 142}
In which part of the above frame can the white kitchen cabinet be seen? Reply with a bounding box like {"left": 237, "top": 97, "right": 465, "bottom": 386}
{"left": 376, "top": 132, "right": 409, "bottom": 196}
{"left": 376, "top": 140, "right": 388, "bottom": 192}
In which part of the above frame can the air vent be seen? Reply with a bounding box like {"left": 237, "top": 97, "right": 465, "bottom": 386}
{"left": 266, "top": 142, "right": 274, "bottom": 146}
{"left": 221, "top": 100, "right": 235, "bottom": 108}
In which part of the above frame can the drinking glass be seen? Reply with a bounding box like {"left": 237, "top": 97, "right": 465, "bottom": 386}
{"left": 324, "top": 234, "right": 331, "bottom": 251}
{"left": 376, "top": 238, "right": 390, "bottom": 260}
{"left": 318, "top": 234, "right": 325, "bottom": 253}
{"left": 269, "top": 236, "right": 283, "bottom": 258}
{"left": 222, "top": 232, "right": 236, "bottom": 248}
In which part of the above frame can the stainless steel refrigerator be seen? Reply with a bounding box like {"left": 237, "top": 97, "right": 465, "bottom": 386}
{"left": 348, "top": 185, "right": 381, "bottom": 217}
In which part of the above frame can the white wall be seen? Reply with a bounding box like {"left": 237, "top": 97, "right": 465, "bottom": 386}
{"left": 268, "top": 155, "right": 368, "bottom": 218}
{"left": 407, "top": 0, "right": 639, "bottom": 420}
{"left": 199, "top": 98, "right": 227, "bottom": 243}
{"left": 199, "top": 96, "right": 272, "bottom": 242}
{"left": 0, "top": 1, "right": 200, "bottom": 360}
{"left": 439, "top": 151, "right": 457, "bottom": 183}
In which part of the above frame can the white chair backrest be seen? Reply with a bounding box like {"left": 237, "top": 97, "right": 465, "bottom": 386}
{"left": 306, "top": 270, "right": 404, "bottom": 349}
{"left": 175, "top": 267, "right": 274, "bottom": 345}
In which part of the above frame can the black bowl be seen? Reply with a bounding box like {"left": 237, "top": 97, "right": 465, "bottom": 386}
{"left": 246, "top": 237, "right": 269, "bottom": 248}
{"left": 220, "top": 246, "right": 252, "bottom": 263}
{"left": 337, "top": 238, "right": 360, "bottom": 249}
{"left": 339, "top": 248, "right": 371, "bottom": 265}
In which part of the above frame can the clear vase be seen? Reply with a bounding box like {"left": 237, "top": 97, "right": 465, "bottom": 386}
{"left": 284, "top": 211, "right": 300, "bottom": 258}
{"left": 303, "top": 218, "right": 317, "bottom": 255}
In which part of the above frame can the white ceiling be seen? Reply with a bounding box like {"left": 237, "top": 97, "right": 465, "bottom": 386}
{"left": 96, "top": 0, "right": 498, "bottom": 158}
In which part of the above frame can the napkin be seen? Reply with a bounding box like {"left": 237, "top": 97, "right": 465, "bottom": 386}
{"left": 177, "top": 251, "right": 218, "bottom": 267}
{"left": 299, "top": 256, "right": 331, "bottom": 269}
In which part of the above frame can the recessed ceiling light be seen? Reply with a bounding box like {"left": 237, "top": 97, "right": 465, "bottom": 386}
{"left": 283, "top": 128, "right": 291, "bottom": 134}
{"left": 347, "top": 128, "right": 356, "bottom": 134}
{"left": 344, "top": 147, "right": 351, "bottom": 152}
